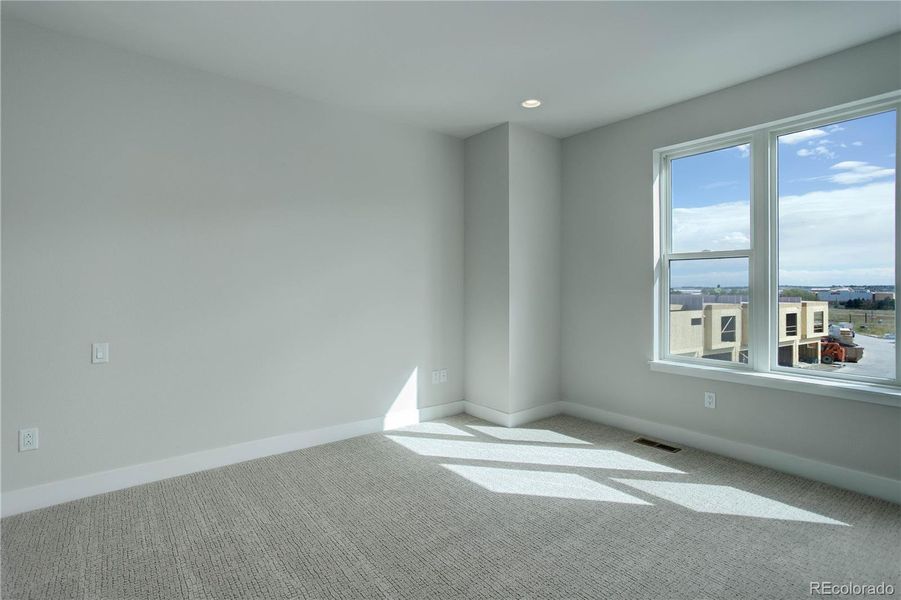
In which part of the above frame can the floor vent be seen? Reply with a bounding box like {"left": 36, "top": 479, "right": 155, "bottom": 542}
{"left": 633, "top": 437, "right": 681, "bottom": 453}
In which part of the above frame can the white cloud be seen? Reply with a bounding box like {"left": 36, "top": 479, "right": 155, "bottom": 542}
{"left": 778, "top": 181, "right": 894, "bottom": 285}
{"left": 779, "top": 129, "right": 828, "bottom": 145}
{"left": 670, "top": 258, "right": 748, "bottom": 288}
{"left": 797, "top": 145, "right": 835, "bottom": 158}
{"left": 831, "top": 161, "right": 867, "bottom": 169}
{"left": 672, "top": 201, "right": 749, "bottom": 253}
{"left": 827, "top": 124, "right": 845, "bottom": 133}
{"left": 828, "top": 161, "right": 895, "bottom": 185}
{"left": 851, "top": 141, "right": 863, "bottom": 147}
{"left": 671, "top": 182, "right": 894, "bottom": 286}
{"left": 735, "top": 144, "right": 750, "bottom": 158}
{"left": 701, "top": 180, "right": 738, "bottom": 190}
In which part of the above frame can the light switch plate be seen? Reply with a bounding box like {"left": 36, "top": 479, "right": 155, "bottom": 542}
{"left": 92, "top": 342, "right": 109, "bottom": 364}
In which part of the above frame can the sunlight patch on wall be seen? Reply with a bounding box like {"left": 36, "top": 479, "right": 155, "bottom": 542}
{"left": 443, "top": 464, "right": 651, "bottom": 504}
{"left": 382, "top": 368, "right": 419, "bottom": 429}
{"left": 612, "top": 479, "right": 847, "bottom": 525}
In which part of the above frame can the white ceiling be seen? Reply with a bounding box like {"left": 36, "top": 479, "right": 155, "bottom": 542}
{"left": 4, "top": 1, "right": 900, "bottom": 138}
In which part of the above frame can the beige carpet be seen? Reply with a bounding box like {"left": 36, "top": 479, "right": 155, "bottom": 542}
{"left": 2, "top": 413, "right": 899, "bottom": 599}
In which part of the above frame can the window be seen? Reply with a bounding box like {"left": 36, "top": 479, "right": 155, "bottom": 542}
{"left": 777, "top": 109, "right": 896, "bottom": 382}
{"left": 813, "top": 311, "right": 824, "bottom": 334}
{"left": 721, "top": 316, "right": 736, "bottom": 342}
{"left": 655, "top": 93, "right": 899, "bottom": 396}
{"left": 785, "top": 313, "right": 798, "bottom": 337}
{"left": 666, "top": 140, "right": 750, "bottom": 367}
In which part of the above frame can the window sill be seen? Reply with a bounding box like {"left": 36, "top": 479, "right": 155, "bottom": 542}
{"left": 648, "top": 360, "right": 901, "bottom": 408}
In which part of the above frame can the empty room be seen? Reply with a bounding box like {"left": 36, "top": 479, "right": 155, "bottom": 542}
{"left": 2, "top": 2, "right": 900, "bottom": 598}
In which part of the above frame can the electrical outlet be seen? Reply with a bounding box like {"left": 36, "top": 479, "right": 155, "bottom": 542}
{"left": 431, "top": 370, "right": 440, "bottom": 384}
{"left": 439, "top": 369, "right": 448, "bottom": 383}
{"left": 19, "top": 428, "right": 38, "bottom": 452}
{"left": 704, "top": 392, "right": 716, "bottom": 409}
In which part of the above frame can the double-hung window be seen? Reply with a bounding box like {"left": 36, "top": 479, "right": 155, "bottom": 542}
{"left": 654, "top": 92, "right": 900, "bottom": 402}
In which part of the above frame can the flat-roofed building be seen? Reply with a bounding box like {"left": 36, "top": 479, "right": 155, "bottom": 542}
{"left": 670, "top": 300, "right": 828, "bottom": 366}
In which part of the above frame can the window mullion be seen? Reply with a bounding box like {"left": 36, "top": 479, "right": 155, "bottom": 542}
{"left": 749, "top": 129, "right": 772, "bottom": 373}
{"left": 896, "top": 101, "right": 900, "bottom": 386}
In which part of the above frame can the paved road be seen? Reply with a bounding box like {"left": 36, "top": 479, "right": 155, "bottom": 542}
{"left": 836, "top": 334, "right": 895, "bottom": 379}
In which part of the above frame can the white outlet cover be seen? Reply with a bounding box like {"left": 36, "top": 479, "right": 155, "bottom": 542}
{"left": 19, "top": 428, "right": 39, "bottom": 452}
{"left": 439, "top": 369, "right": 448, "bottom": 383}
{"left": 704, "top": 392, "right": 716, "bottom": 408}
{"left": 431, "top": 370, "right": 440, "bottom": 384}
{"left": 92, "top": 342, "right": 109, "bottom": 364}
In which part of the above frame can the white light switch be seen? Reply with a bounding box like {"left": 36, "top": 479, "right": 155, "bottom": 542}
{"left": 92, "top": 343, "right": 109, "bottom": 364}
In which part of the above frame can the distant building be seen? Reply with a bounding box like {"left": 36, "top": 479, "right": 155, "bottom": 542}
{"left": 873, "top": 291, "right": 895, "bottom": 303}
{"left": 814, "top": 287, "right": 872, "bottom": 303}
{"left": 670, "top": 300, "right": 828, "bottom": 366}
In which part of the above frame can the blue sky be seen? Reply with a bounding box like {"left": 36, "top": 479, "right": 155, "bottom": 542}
{"left": 670, "top": 110, "right": 896, "bottom": 288}
{"left": 778, "top": 110, "right": 896, "bottom": 196}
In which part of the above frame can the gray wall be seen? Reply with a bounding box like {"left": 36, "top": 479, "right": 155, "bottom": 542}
{"left": 1, "top": 19, "right": 464, "bottom": 492}
{"left": 463, "top": 124, "right": 511, "bottom": 413}
{"left": 508, "top": 125, "right": 562, "bottom": 414}
{"left": 463, "top": 124, "right": 562, "bottom": 417}
{"left": 4, "top": 17, "right": 898, "bottom": 497}
{"left": 561, "top": 34, "right": 901, "bottom": 480}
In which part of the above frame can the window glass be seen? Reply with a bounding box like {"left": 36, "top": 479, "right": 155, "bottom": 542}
{"left": 785, "top": 313, "right": 798, "bottom": 337}
{"left": 671, "top": 144, "right": 751, "bottom": 253}
{"left": 721, "top": 316, "right": 736, "bottom": 342}
{"left": 778, "top": 111, "right": 896, "bottom": 379}
{"left": 669, "top": 258, "right": 749, "bottom": 364}
{"left": 814, "top": 311, "right": 824, "bottom": 334}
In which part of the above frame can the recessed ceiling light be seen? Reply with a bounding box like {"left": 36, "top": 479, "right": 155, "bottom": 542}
{"left": 521, "top": 99, "right": 542, "bottom": 109}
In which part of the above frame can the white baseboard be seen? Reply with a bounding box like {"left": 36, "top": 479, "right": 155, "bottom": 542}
{"left": 508, "top": 402, "right": 564, "bottom": 427}
{"left": 383, "top": 400, "right": 465, "bottom": 429}
{"left": 7, "top": 398, "right": 893, "bottom": 516}
{"left": 1, "top": 400, "right": 465, "bottom": 518}
{"left": 462, "top": 401, "right": 512, "bottom": 426}
{"left": 559, "top": 401, "right": 901, "bottom": 505}
{"left": 462, "top": 401, "right": 562, "bottom": 427}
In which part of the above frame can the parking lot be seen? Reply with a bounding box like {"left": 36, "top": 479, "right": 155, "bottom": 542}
{"left": 838, "top": 334, "right": 896, "bottom": 378}
{"left": 797, "top": 334, "right": 896, "bottom": 379}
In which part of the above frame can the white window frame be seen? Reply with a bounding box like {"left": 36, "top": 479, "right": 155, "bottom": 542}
{"left": 652, "top": 91, "right": 901, "bottom": 407}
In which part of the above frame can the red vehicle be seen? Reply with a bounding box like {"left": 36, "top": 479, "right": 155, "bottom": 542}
{"left": 820, "top": 341, "right": 845, "bottom": 364}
